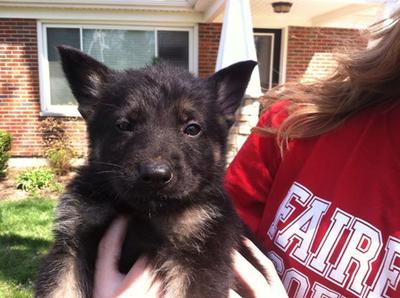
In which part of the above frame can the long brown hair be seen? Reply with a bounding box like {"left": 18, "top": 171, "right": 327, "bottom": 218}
{"left": 257, "top": 9, "right": 400, "bottom": 149}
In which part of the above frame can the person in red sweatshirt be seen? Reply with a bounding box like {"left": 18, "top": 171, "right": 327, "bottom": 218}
{"left": 93, "top": 9, "right": 400, "bottom": 298}
{"left": 224, "top": 9, "right": 400, "bottom": 298}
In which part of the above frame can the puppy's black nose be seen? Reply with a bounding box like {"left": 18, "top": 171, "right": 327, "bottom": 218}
{"left": 138, "top": 162, "right": 173, "bottom": 186}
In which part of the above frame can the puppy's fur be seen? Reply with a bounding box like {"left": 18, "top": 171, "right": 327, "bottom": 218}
{"left": 35, "top": 46, "right": 258, "bottom": 298}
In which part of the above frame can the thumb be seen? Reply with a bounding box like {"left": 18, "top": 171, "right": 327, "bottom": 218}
{"left": 97, "top": 217, "right": 129, "bottom": 271}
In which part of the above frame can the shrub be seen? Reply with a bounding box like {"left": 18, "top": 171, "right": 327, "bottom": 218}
{"left": 40, "top": 117, "right": 77, "bottom": 175}
{"left": 0, "top": 130, "right": 12, "bottom": 176}
{"left": 46, "top": 143, "right": 76, "bottom": 175}
{"left": 16, "top": 167, "right": 55, "bottom": 192}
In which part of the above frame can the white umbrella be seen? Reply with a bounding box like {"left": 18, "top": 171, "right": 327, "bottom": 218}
{"left": 216, "top": 0, "right": 262, "bottom": 98}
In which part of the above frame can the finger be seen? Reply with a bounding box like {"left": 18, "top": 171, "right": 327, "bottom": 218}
{"left": 242, "top": 239, "right": 288, "bottom": 296}
{"left": 94, "top": 218, "right": 128, "bottom": 298}
{"left": 229, "top": 289, "right": 242, "bottom": 298}
{"left": 116, "top": 257, "right": 161, "bottom": 297}
{"left": 97, "top": 217, "right": 129, "bottom": 270}
{"left": 242, "top": 238, "right": 282, "bottom": 285}
{"left": 233, "top": 250, "right": 271, "bottom": 297}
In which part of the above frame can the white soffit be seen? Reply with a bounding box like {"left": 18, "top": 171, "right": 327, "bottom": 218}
{"left": 0, "top": 0, "right": 204, "bottom": 24}
{"left": 0, "top": 0, "right": 391, "bottom": 28}
{"left": 212, "top": 0, "right": 386, "bottom": 29}
{"left": 0, "top": 0, "right": 197, "bottom": 11}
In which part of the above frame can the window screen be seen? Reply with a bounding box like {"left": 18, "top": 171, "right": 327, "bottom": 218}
{"left": 83, "top": 29, "right": 155, "bottom": 70}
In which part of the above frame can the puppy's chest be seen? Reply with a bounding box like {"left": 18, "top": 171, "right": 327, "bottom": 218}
{"left": 155, "top": 204, "right": 222, "bottom": 244}
{"left": 118, "top": 204, "right": 222, "bottom": 273}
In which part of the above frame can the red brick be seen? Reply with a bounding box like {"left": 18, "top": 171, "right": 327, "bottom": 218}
{"left": 198, "top": 23, "right": 222, "bottom": 78}
{"left": 286, "top": 26, "right": 367, "bottom": 82}
{"left": 0, "top": 18, "right": 88, "bottom": 157}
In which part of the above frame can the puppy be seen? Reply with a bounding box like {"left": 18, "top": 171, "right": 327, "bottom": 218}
{"left": 35, "top": 45, "right": 258, "bottom": 298}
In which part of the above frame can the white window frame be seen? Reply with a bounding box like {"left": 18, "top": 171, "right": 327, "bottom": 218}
{"left": 37, "top": 22, "right": 196, "bottom": 117}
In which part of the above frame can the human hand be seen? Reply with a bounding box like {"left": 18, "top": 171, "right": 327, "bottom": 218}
{"left": 229, "top": 239, "right": 288, "bottom": 298}
{"left": 94, "top": 218, "right": 286, "bottom": 298}
{"left": 93, "top": 217, "right": 162, "bottom": 298}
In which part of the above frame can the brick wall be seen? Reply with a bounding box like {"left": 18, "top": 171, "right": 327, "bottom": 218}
{"left": 0, "top": 18, "right": 86, "bottom": 156}
{"left": 0, "top": 20, "right": 367, "bottom": 157}
{"left": 0, "top": 19, "right": 40, "bottom": 156}
{"left": 198, "top": 23, "right": 222, "bottom": 78}
{"left": 198, "top": 24, "right": 368, "bottom": 83}
{"left": 2, "top": 20, "right": 221, "bottom": 157}
{"left": 286, "top": 26, "right": 368, "bottom": 82}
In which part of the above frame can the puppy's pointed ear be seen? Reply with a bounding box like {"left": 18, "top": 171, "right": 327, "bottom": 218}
{"left": 57, "top": 45, "right": 111, "bottom": 120}
{"left": 207, "top": 60, "right": 257, "bottom": 127}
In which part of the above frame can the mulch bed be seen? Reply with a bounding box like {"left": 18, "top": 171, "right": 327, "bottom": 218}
{"left": 0, "top": 169, "right": 26, "bottom": 201}
{"left": 0, "top": 168, "right": 75, "bottom": 201}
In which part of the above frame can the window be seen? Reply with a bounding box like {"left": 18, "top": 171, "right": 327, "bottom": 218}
{"left": 254, "top": 29, "right": 282, "bottom": 91}
{"left": 39, "top": 24, "right": 194, "bottom": 116}
{"left": 254, "top": 33, "right": 274, "bottom": 91}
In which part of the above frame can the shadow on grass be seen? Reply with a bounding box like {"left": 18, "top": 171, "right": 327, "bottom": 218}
{"left": 0, "top": 233, "right": 52, "bottom": 288}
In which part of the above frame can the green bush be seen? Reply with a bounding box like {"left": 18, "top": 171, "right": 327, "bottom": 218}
{"left": 46, "top": 146, "right": 76, "bottom": 175}
{"left": 16, "top": 167, "right": 55, "bottom": 192}
{"left": 40, "top": 117, "right": 77, "bottom": 175}
{"left": 0, "top": 130, "right": 12, "bottom": 176}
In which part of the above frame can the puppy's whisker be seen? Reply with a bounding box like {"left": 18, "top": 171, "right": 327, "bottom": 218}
{"left": 98, "top": 103, "right": 120, "bottom": 109}
{"left": 94, "top": 170, "right": 120, "bottom": 175}
{"left": 91, "top": 161, "right": 123, "bottom": 169}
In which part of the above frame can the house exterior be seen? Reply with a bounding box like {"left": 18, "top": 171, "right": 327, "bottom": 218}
{"left": 0, "top": 0, "right": 385, "bottom": 161}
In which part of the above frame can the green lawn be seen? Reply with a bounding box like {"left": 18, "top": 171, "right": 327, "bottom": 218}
{"left": 0, "top": 197, "right": 56, "bottom": 297}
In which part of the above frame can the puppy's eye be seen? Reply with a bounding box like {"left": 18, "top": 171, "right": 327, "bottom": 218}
{"left": 116, "top": 120, "right": 132, "bottom": 131}
{"left": 184, "top": 123, "right": 201, "bottom": 136}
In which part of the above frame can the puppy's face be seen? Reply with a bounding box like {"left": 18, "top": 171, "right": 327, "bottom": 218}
{"left": 84, "top": 71, "right": 228, "bottom": 205}
{"left": 58, "top": 46, "right": 256, "bottom": 209}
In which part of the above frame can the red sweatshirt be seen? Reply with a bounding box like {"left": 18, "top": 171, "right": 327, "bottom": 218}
{"left": 225, "top": 102, "right": 400, "bottom": 298}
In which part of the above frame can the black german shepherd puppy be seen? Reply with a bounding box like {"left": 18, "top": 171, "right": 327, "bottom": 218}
{"left": 35, "top": 46, "right": 257, "bottom": 298}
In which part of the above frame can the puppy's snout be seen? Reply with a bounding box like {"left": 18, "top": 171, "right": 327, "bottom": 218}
{"left": 138, "top": 161, "right": 173, "bottom": 186}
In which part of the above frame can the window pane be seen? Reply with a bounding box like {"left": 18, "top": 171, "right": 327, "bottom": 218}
{"left": 157, "top": 31, "right": 189, "bottom": 69}
{"left": 254, "top": 35, "right": 273, "bottom": 90}
{"left": 83, "top": 29, "right": 155, "bottom": 70}
{"left": 47, "top": 28, "right": 80, "bottom": 106}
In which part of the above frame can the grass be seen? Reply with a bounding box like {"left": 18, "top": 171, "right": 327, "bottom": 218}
{"left": 0, "top": 196, "right": 56, "bottom": 297}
